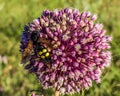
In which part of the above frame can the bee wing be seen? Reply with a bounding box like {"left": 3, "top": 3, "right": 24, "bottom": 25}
{"left": 21, "top": 40, "right": 33, "bottom": 64}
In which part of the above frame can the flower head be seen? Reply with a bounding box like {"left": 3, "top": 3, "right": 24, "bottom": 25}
{"left": 20, "top": 8, "right": 112, "bottom": 94}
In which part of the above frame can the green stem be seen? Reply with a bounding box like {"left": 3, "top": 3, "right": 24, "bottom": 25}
{"left": 82, "top": 88, "right": 84, "bottom": 96}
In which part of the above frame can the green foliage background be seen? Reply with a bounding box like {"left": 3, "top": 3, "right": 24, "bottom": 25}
{"left": 0, "top": 0, "right": 120, "bottom": 96}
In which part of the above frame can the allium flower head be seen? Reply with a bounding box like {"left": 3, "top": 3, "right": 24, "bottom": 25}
{"left": 20, "top": 8, "right": 112, "bottom": 94}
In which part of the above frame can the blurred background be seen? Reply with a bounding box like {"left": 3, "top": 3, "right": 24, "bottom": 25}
{"left": 0, "top": 0, "right": 120, "bottom": 96}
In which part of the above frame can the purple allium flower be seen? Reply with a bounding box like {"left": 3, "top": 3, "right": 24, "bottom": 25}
{"left": 20, "top": 8, "right": 112, "bottom": 94}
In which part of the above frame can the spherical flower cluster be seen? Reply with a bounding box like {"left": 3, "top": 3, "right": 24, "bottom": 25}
{"left": 20, "top": 8, "right": 112, "bottom": 94}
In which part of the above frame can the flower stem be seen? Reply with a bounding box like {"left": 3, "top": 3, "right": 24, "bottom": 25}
{"left": 82, "top": 88, "right": 84, "bottom": 96}
{"left": 54, "top": 90, "right": 60, "bottom": 96}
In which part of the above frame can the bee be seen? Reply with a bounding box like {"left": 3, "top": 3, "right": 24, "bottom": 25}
{"left": 21, "top": 30, "right": 52, "bottom": 64}
{"left": 31, "top": 31, "right": 52, "bottom": 63}
{"left": 31, "top": 32, "right": 52, "bottom": 63}
{"left": 21, "top": 40, "right": 34, "bottom": 64}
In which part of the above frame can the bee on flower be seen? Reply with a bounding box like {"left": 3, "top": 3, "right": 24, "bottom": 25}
{"left": 20, "top": 8, "right": 112, "bottom": 95}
